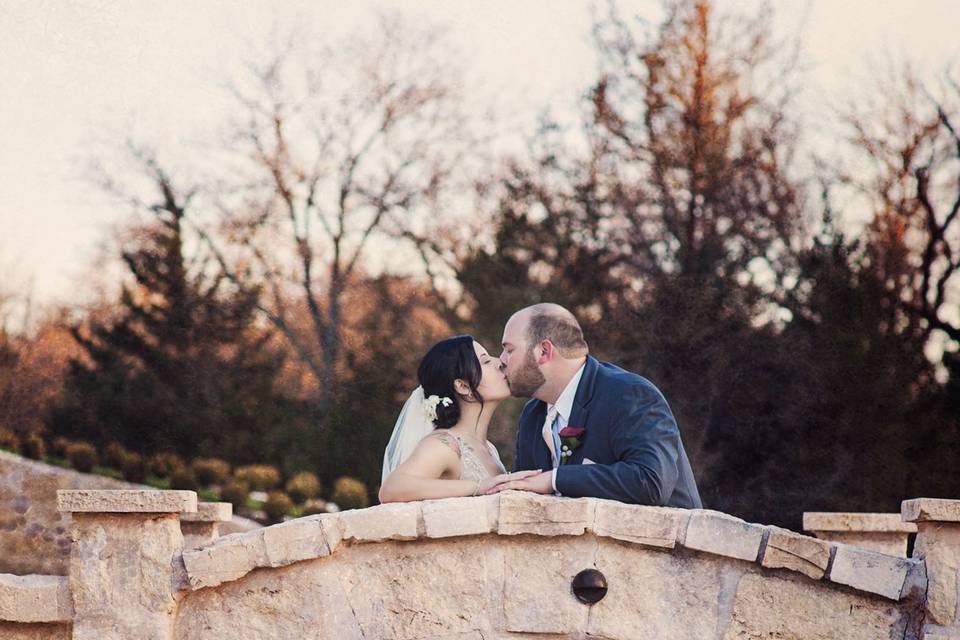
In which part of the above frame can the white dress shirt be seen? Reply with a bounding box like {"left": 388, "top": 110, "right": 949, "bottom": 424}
{"left": 548, "top": 362, "right": 586, "bottom": 493}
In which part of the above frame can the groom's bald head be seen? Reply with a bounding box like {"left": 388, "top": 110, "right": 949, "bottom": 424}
{"left": 517, "top": 303, "right": 589, "bottom": 359}
{"left": 500, "top": 303, "right": 589, "bottom": 401}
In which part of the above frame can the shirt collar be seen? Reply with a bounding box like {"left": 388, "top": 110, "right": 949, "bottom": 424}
{"left": 549, "top": 362, "right": 586, "bottom": 423}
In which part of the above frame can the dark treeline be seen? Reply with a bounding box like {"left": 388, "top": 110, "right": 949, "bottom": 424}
{"left": 1, "top": 1, "right": 958, "bottom": 529}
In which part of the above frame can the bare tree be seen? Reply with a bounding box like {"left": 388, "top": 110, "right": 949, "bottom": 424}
{"left": 588, "top": 0, "right": 803, "bottom": 291}
{"left": 841, "top": 66, "right": 960, "bottom": 344}
{"left": 191, "top": 16, "right": 483, "bottom": 412}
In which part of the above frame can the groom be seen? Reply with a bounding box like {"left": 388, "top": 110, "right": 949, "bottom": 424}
{"left": 493, "top": 303, "right": 702, "bottom": 508}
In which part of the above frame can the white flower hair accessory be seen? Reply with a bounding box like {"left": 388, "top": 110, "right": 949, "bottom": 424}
{"left": 423, "top": 394, "right": 453, "bottom": 422}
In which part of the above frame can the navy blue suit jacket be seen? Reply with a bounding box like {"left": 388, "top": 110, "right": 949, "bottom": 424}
{"left": 513, "top": 356, "right": 702, "bottom": 508}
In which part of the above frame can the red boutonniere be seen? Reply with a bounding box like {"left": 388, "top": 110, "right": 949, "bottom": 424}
{"left": 558, "top": 426, "right": 586, "bottom": 465}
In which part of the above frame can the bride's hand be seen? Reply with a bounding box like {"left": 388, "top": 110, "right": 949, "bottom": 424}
{"left": 478, "top": 470, "right": 541, "bottom": 495}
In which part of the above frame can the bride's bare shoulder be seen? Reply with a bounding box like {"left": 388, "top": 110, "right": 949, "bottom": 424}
{"left": 422, "top": 429, "right": 462, "bottom": 457}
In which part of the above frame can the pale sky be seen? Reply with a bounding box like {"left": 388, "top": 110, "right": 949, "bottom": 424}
{"left": 1, "top": 0, "right": 958, "bottom": 314}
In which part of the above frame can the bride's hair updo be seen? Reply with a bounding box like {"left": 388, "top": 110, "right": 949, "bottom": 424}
{"left": 417, "top": 335, "right": 484, "bottom": 429}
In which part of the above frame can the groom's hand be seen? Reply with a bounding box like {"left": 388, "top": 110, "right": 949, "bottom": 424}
{"left": 486, "top": 470, "right": 553, "bottom": 495}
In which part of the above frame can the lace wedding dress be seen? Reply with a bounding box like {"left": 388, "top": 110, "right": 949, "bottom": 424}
{"left": 381, "top": 386, "right": 507, "bottom": 484}
{"left": 449, "top": 434, "right": 506, "bottom": 482}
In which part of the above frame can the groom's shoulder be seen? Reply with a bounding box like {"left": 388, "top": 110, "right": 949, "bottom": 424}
{"left": 594, "top": 359, "right": 665, "bottom": 400}
{"left": 519, "top": 397, "right": 543, "bottom": 423}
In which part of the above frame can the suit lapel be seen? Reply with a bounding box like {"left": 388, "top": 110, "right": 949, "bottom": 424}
{"left": 527, "top": 401, "right": 553, "bottom": 471}
{"left": 567, "top": 356, "right": 599, "bottom": 431}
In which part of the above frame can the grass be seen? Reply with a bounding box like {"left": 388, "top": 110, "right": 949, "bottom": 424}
{"left": 92, "top": 465, "right": 123, "bottom": 480}
{"left": 42, "top": 455, "right": 72, "bottom": 469}
{"left": 144, "top": 476, "right": 171, "bottom": 489}
{"left": 198, "top": 488, "right": 220, "bottom": 502}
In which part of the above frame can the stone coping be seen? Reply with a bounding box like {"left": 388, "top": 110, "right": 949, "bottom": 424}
{"left": 181, "top": 492, "right": 926, "bottom": 603}
{"left": 803, "top": 512, "right": 918, "bottom": 533}
{"left": 180, "top": 502, "right": 233, "bottom": 523}
{"left": 57, "top": 489, "right": 197, "bottom": 514}
{"left": 0, "top": 574, "right": 73, "bottom": 623}
{"left": 902, "top": 498, "right": 960, "bottom": 523}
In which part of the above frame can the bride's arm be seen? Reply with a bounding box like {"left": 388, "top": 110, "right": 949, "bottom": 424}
{"left": 378, "top": 434, "right": 476, "bottom": 502}
{"left": 379, "top": 434, "right": 540, "bottom": 503}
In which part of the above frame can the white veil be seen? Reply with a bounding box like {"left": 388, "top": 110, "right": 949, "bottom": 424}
{"left": 381, "top": 386, "right": 435, "bottom": 484}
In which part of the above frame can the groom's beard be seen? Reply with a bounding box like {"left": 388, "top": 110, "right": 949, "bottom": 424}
{"left": 507, "top": 350, "right": 545, "bottom": 398}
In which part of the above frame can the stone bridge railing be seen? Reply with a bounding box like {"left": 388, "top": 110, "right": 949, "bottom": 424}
{"left": 803, "top": 511, "right": 918, "bottom": 557}
{"left": 2, "top": 490, "right": 960, "bottom": 639}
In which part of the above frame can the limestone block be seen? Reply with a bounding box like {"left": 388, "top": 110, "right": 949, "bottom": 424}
{"left": 0, "top": 622, "right": 73, "bottom": 639}
{"left": 807, "top": 531, "right": 911, "bottom": 557}
{"left": 181, "top": 523, "right": 219, "bottom": 550}
{"left": 422, "top": 495, "right": 499, "bottom": 539}
{"left": 586, "top": 539, "right": 730, "bottom": 640}
{"left": 761, "top": 527, "right": 831, "bottom": 580}
{"left": 828, "top": 544, "right": 919, "bottom": 600}
{"left": 498, "top": 492, "right": 595, "bottom": 536}
{"left": 913, "top": 521, "right": 960, "bottom": 625}
{"left": 923, "top": 632, "right": 960, "bottom": 640}
{"left": 592, "top": 500, "right": 687, "bottom": 549}
{"left": 0, "top": 574, "right": 72, "bottom": 623}
{"left": 502, "top": 535, "right": 594, "bottom": 633}
{"left": 803, "top": 512, "right": 917, "bottom": 557}
{"left": 69, "top": 513, "right": 183, "bottom": 640}
{"left": 903, "top": 498, "right": 960, "bottom": 523}
{"left": 683, "top": 511, "right": 764, "bottom": 562}
{"left": 182, "top": 529, "right": 268, "bottom": 590}
{"left": 180, "top": 502, "right": 231, "bottom": 523}
{"left": 261, "top": 515, "right": 341, "bottom": 568}
{"left": 319, "top": 513, "right": 342, "bottom": 554}
{"left": 804, "top": 512, "right": 918, "bottom": 532}
{"left": 722, "top": 573, "right": 914, "bottom": 639}
{"left": 175, "top": 547, "right": 365, "bottom": 640}
{"left": 342, "top": 538, "right": 504, "bottom": 639}
{"left": 57, "top": 489, "right": 196, "bottom": 514}
{"left": 339, "top": 502, "right": 419, "bottom": 542}
{"left": 218, "top": 514, "right": 262, "bottom": 535}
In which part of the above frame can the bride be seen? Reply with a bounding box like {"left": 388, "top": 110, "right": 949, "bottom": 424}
{"left": 379, "top": 335, "right": 539, "bottom": 502}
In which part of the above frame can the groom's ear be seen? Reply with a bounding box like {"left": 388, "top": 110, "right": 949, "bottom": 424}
{"left": 536, "top": 340, "right": 555, "bottom": 365}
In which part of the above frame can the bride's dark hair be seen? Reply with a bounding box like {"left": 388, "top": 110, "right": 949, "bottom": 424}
{"left": 417, "top": 335, "right": 484, "bottom": 429}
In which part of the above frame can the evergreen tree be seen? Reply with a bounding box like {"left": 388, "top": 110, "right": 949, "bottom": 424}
{"left": 48, "top": 172, "right": 302, "bottom": 466}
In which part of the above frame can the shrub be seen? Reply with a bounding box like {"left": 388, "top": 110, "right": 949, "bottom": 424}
{"left": 121, "top": 452, "right": 148, "bottom": 483}
{"left": 170, "top": 466, "right": 199, "bottom": 491}
{"left": 301, "top": 499, "right": 327, "bottom": 516}
{"left": 0, "top": 428, "right": 19, "bottom": 453}
{"left": 148, "top": 452, "right": 184, "bottom": 478}
{"left": 198, "top": 488, "right": 220, "bottom": 502}
{"left": 331, "top": 477, "right": 369, "bottom": 511}
{"left": 285, "top": 471, "right": 321, "bottom": 504}
{"left": 104, "top": 442, "right": 129, "bottom": 470}
{"left": 20, "top": 432, "right": 46, "bottom": 460}
{"left": 264, "top": 491, "right": 294, "bottom": 523}
{"left": 220, "top": 479, "right": 249, "bottom": 509}
{"left": 192, "top": 457, "right": 230, "bottom": 486}
{"left": 66, "top": 442, "right": 98, "bottom": 473}
{"left": 51, "top": 436, "right": 72, "bottom": 457}
{"left": 234, "top": 464, "right": 281, "bottom": 491}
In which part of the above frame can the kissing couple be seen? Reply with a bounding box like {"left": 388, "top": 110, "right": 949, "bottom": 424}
{"left": 379, "top": 303, "right": 702, "bottom": 508}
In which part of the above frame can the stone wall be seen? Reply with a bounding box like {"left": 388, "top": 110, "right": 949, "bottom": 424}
{"left": 0, "top": 451, "right": 142, "bottom": 575}
{"left": 5, "top": 489, "right": 960, "bottom": 639}
{"left": 0, "top": 451, "right": 258, "bottom": 576}
{"left": 171, "top": 493, "right": 927, "bottom": 639}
